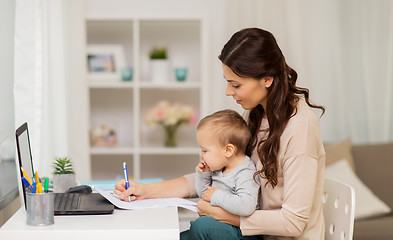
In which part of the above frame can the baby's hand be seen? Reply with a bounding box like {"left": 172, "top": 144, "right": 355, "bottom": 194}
{"left": 195, "top": 160, "right": 210, "bottom": 172}
{"left": 202, "top": 185, "right": 218, "bottom": 202}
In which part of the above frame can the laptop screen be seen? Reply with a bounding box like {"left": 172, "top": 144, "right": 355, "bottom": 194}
{"left": 15, "top": 122, "right": 35, "bottom": 209}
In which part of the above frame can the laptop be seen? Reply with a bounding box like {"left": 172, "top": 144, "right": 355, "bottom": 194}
{"left": 15, "top": 122, "right": 114, "bottom": 215}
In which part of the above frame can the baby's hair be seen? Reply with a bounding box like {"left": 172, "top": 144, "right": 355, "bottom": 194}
{"left": 197, "top": 109, "right": 251, "bottom": 155}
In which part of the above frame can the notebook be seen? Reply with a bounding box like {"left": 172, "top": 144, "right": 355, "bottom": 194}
{"left": 15, "top": 122, "right": 114, "bottom": 215}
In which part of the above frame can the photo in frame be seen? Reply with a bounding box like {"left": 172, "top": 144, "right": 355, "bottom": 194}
{"left": 90, "top": 123, "right": 118, "bottom": 147}
{"left": 87, "top": 44, "right": 126, "bottom": 81}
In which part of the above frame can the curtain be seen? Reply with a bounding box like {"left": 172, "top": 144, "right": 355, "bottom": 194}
{"left": 14, "top": 0, "right": 69, "bottom": 177}
{"left": 226, "top": 0, "right": 393, "bottom": 144}
{"left": 0, "top": 0, "right": 16, "bottom": 162}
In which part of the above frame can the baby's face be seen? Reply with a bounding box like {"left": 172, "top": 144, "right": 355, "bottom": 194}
{"left": 196, "top": 127, "right": 228, "bottom": 171}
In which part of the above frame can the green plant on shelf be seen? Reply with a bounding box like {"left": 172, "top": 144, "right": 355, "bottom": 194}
{"left": 149, "top": 47, "right": 167, "bottom": 59}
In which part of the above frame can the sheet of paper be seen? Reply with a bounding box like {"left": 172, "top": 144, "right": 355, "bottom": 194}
{"left": 95, "top": 188, "right": 198, "bottom": 212}
{"left": 80, "top": 178, "right": 163, "bottom": 191}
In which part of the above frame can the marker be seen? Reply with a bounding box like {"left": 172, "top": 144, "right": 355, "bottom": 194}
{"left": 21, "top": 177, "right": 32, "bottom": 190}
{"left": 44, "top": 178, "right": 49, "bottom": 193}
{"left": 37, "top": 183, "right": 43, "bottom": 193}
{"left": 34, "top": 171, "right": 43, "bottom": 193}
{"left": 123, "top": 162, "right": 131, "bottom": 203}
{"left": 21, "top": 167, "right": 32, "bottom": 185}
{"left": 35, "top": 171, "right": 40, "bottom": 183}
{"left": 32, "top": 181, "right": 37, "bottom": 194}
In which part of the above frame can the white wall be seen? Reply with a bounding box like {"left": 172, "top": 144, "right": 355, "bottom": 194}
{"left": 0, "top": 0, "right": 16, "bottom": 161}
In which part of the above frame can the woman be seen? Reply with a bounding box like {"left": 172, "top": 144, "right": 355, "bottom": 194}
{"left": 115, "top": 28, "right": 326, "bottom": 239}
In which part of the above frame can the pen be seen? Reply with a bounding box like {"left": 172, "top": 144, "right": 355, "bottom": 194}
{"left": 36, "top": 182, "right": 43, "bottom": 193}
{"left": 35, "top": 171, "right": 40, "bottom": 183}
{"left": 21, "top": 167, "right": 32, "bottom": 185}
{"left": 34, "top": 171, "right": 43, "bottom": 193}
{"left": 44, "top": 178, "right": 49, "bottom": 193}
{"left": 32, "top": 181, "right": 37, "bottom": 194}
{"left": 123, "top": 162, "right": 131, "bottom": 203}
{"left": 21, "top": 177, "right": 32, "bottom": 191}
{"left": 36, "top": 181, "right": 43, "bottom": 193}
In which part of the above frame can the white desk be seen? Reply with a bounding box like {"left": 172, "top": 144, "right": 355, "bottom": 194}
{"left": 0, "top": 206, "right": 180, "bottom": 240}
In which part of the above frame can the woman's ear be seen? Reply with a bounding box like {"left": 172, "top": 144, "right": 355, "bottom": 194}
{"left": 225, "top": 144, "right": 235, "bottom": 158}
{"left": 264, "top": 77, "right": 273, "bottom": 88}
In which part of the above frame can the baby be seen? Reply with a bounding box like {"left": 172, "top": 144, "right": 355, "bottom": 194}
{"left": 195, "top": 109, "right": 259, "bottom": 216}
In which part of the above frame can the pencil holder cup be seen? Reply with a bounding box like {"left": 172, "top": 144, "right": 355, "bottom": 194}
{"left": 26, "top": 192, "right": 55, "bottom": 226}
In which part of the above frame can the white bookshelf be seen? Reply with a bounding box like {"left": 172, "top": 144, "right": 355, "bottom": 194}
{"left": 88, "top": 81, "right": 135, "bottom": 89}
{"left": 86, "top": 17, "right": 208, "bottom": 180}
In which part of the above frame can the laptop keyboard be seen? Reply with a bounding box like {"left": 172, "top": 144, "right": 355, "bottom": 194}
{"left": 54, "top": 193, "right": 81, "bottom": 211}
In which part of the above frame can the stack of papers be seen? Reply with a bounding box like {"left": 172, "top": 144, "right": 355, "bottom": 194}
{"left": 95, "top": 188, "right": 198, "bottom": 212}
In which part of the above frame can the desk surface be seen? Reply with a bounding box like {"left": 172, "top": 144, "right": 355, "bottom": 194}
{"left": 0, "top": 206, "right": 180, "bottom": 240}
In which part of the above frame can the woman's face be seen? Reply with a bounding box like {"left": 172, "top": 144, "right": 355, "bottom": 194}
{"left": 222, "top": 63, "right": 272, "bottom": 110}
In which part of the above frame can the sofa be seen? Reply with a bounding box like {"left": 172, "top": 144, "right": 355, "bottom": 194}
{"left": 179, "top": 140, "right": 393, "bottom": 239}
{"left": 325, "top": 140, "right": 393, "bottom": 240}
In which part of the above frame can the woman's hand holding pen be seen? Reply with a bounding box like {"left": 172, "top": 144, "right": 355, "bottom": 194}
{"left": 114, "top": 179, "right": 146, "bottom": 202}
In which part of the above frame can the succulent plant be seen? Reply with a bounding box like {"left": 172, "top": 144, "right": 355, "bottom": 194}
{"left": 149, "top": 47, "right": 167, "bottom": 59}
{"left": 53, "top": 157, "right": 75, "bottom": 175}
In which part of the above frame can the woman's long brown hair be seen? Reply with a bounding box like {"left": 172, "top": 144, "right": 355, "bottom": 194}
{"left": 219, "top": 28, "right": 325, "bottom": 187}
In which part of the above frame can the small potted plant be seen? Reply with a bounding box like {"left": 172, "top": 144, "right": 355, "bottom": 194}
{"left": 52, "top": 156, "right": 76, "bottom": 193}
{"left": 149, "top": 47, "right": 167, "bottom": 59}
{"left": 149, "top": 46, "right": 169, "bottom": 83}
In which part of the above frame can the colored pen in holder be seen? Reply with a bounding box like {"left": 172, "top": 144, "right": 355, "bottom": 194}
{"left": 22, "top": 177, "right": 32, "bottom": 192}
{"left": 44, "top": 178, "right": 49, "bottom": 193}
{"left": 31, "top": 182, "right": 37, "bottom": 193}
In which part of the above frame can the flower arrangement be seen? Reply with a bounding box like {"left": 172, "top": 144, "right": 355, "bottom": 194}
{"left": 145, "top": 100, "right": 198, "bottom": 147}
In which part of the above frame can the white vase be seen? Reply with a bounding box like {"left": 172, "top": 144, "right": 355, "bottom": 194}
{"left": 53, "top": 174, "right": 76, "bottom": 193}
{"left": 150, "top": 59, "right": 169, "bottom": 83}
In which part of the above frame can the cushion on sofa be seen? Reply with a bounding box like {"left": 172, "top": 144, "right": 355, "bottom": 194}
{"left": 324, "top": 138, "right": 356, "bottom": 171}
{"left": 326, "top": 141, "right": 393, "bottom": 240}
{"left": 325, "top": 159, "right": 391, "bottom": 219}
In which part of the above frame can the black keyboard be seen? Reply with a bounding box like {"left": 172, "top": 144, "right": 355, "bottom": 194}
{"left": 54, "top": 193, "right": 81, "bottom": 211}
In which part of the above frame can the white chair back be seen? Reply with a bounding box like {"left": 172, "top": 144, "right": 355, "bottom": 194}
{"left": 322, "top": 178, "right": 355, "bottom": 240}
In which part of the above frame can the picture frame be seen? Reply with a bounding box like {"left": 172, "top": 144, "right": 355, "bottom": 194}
{"left": 87, "top": 44, "right": 126, "bottom": 81}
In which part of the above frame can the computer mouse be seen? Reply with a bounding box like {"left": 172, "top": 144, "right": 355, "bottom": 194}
{"left": 66, "top": 185, "right": 92, "bottom": 194}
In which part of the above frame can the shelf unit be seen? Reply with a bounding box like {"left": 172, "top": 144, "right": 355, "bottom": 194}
{"left": 86, "top": 17, "right": 207, "bottom": 180}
